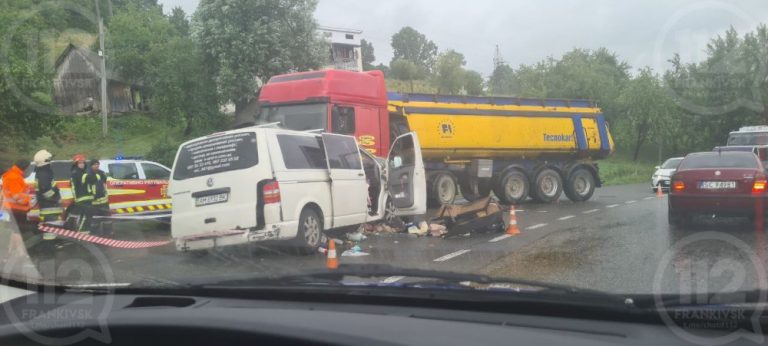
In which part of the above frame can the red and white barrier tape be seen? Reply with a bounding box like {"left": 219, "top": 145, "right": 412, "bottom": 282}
{"left": 37, "top": 223, "right": 171, "bottom": 249}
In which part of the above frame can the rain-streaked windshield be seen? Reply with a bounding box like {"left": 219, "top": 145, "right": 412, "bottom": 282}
{"left": 2, "top": 2, "right": 768, "bottom": 342}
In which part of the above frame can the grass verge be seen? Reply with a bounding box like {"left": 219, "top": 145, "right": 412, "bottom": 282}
{"left": 599, "top": 158, "right": 656, "bottom": 186}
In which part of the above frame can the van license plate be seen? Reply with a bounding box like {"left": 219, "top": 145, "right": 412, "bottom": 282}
{"left": 196, "top": 193, "right": 229, "bottom": 207}
{"left": 699, "top": 181, "right": 736, "bottom": 189}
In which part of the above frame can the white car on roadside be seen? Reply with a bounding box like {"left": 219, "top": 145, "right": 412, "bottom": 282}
{"left": 169, "top": 127, "right": 427, "bottom": 252}
{"left": 651, "top": 157, "right": 683, "bottom": 192}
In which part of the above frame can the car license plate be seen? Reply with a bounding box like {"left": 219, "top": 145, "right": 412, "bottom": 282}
{"left": 195, "top": 193, "right": 229, "bottom": 207}
{"left": 699, "top": 181, "right": 736, "bottom": 190}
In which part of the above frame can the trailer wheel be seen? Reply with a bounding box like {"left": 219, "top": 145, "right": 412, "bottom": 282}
{"left": 429, "top": 172, "right": 458, "bottom": 207}
{"left": 564, "top": 168, "right": 596, "bottom": 202}
{"left": 493, "top": 169, "right": 529, "bottom": 205}
{"left": 532, "top": 169, "right": 563, "bottom": 203}
{"left": 460, "top": 178, "right": 492, "bottom": 202}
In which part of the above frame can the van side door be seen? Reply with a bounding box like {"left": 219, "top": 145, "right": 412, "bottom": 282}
{"left": 386, "top": 132, "right": 427, "bottom": 216}
{"left": 321, "top": 133, "right": 369, "bottom": 227}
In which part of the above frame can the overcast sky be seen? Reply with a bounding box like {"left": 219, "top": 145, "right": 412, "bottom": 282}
{"left": 158, "top": 0, "right": 768, "bottom": 76}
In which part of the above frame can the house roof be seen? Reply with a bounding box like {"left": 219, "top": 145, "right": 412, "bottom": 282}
{"left": 55, "top": 43, "right": 127, "bottom": 83}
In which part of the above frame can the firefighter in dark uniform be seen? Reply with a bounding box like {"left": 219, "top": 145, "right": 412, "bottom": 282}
{"left": 33, "top": 150, "right": 61, "bottom": 240}
{"left": 67, "top": 154, "right": 93, "bottom": 233}
{"left": 88, "top": 159, "right": 111, "bottom": 235}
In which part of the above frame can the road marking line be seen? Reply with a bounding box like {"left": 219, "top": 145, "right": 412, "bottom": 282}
{"left": 643, "top": 196, "right": 655, "bottom": 200}
{"left": 537, "top": 210, "right": 549, "bottom": 213}
{"left": 380, "top": 276, "right": 405, "bottom": 284}
{"left": 433, "top": 249, "right": 471, "bottom": 262}
{"left": 489, "top": 234, "right": 512, "bottom": 243}
{"left": 583, "top": 209, "right": 600, "bottom": 214}
{"left": 606, "top": 204, "right": 620, "bottom": 208}
{"left": 625, "top": 200, "right": 637, "bottom": 204}
{"left": 558, "top": 215, "right": 575, "bottom": 221}
{"left": 527, "top": 223, "right": 548, "bottom": 230}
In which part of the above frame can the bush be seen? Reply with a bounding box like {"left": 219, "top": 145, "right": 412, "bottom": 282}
{"left": 145, "top": 138, "right": 182, "bottom": 167}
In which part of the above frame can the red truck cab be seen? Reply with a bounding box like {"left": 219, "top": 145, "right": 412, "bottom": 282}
{"left": 258, "top": 70, "right": 391, "bottom": 156}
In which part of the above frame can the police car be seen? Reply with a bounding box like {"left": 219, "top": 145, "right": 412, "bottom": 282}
{"left": 24, "top": 159, "right": 172, "bottom": 222}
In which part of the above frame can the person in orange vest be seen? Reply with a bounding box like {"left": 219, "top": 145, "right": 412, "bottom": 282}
{"left": 1, "top": 160, "right": 32, "bottom": 220}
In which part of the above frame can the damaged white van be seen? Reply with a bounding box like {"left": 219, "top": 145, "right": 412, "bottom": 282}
{"left": 169, "top": 127, "right": 426, "bottom": 252}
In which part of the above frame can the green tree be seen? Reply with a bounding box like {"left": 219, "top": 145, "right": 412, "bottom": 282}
{"left": 194, "top": 0, "right": 326, "bottom": 123}
{"left": 463, "top": 70, "right": 484, "bottom": 96}
{"left": 108, "top": 2, "right": 219, "bottom": 135}
{"left": 0, "top": 0, "right": 63, "bottom": 164}
{"left": 168, "top": 7, "right": 190, "bottom": 37}
{"left": 107, "top": 2, "right": 176, "bottom": 86}
{"left": 390, "top": 26, "right": 437, "bottom": 77}
{"left": 488, "top": 63, "right": 517, "bottom": 96}
{"left": 432, "top": 50, "right": 466, "bottom": 94}
{"left": 615, "top": 68, "right": 673, "bottom": 161}
{"left": 390, "top": 59, "right": 419, "bottom": 92}
{"left": 373, "top": 63, "right": 389, "bottom": 76}
{"left": 361, "top": 39, "right": 375, "bottom": 71}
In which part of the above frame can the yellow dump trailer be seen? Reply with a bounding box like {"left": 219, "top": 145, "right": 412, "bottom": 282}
{"left": 387, "top": 93, "right": 614, "bottom": 205}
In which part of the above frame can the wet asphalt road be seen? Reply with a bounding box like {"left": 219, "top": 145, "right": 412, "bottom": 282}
{"left": 16, "top": 183, "right": 768, "bottom": 295}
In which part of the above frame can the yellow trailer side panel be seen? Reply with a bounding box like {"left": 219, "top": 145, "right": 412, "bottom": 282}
{"left": 406, "top": 114, "right": 584, "bottom": 159}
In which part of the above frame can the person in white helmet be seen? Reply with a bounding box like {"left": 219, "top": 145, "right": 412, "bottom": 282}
{"left": 33, "top": 150, "right": 61, "bottom": 240}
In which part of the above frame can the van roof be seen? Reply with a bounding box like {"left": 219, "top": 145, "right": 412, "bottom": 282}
{"left": 182, "top": 127, "right": 324, "bottom": 147}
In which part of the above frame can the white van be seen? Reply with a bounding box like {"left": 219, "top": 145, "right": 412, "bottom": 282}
{"left": 169, "top": 127, "right": 426, "bottom": 252}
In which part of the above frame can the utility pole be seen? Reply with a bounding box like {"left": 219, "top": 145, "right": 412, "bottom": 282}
{"left": 95, "top": 0, "right": 108, "bottom": 136}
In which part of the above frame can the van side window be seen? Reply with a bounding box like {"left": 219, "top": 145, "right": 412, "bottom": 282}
{"left": 324, "top": 135, "right": 362, "bottom": 170}
{"left": 332, "top": 106, "right": 355, "bottom": 135}
{"left": 277, "top": 135, "right": 328, "bottom": 169}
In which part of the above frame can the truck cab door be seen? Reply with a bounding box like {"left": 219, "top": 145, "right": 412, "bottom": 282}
{"left": 321, "top": 133, "right": 369, "bottom": 227}
{"left": 386, "top": 132, "right": 426, "bottom": 216}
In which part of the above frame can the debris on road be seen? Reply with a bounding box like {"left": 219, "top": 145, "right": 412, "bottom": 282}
{"left": 346, "top": 231, "right": 367, "bottom": 242}
{"left": 341, "top": 245, "right": 370, "bottom": 257}
{"left": 431, "top": 197, "right": 505, "bottom": 237}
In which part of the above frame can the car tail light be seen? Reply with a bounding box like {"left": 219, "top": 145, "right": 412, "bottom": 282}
{"left": 753, "top": 179, "right": 767, "bottom": 193}
{"left": 672, "top": 181, "right": 685, "bottom": 192}
{"left": 263, "top": 181, "right": 281, "bottom": 204}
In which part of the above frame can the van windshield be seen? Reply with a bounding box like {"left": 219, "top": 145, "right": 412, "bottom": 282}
{"left": 173, "top": 132, "right": 259, "bottom": 180}
{"left": 260, "top": 104, "right": 328, "bottom": 131}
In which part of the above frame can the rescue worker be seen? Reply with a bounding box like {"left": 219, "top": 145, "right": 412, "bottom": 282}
{"left": 87, "top": 159, "right": 111, "bottom": 235}
{"left": 67, "top": 154, "right": 93, "bottom": 233}
{"left": 33, "top": 150, "right": 61, "bottom": 240}
{"left": 1, "top": 160, "right": 32, "bottom": 220}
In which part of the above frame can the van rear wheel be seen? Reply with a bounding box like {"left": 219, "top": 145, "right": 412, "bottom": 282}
{"left": 296, "top": 208, "right": 323, "bottom": 250}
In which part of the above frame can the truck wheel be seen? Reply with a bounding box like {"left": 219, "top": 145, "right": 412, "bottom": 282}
{"left": 532, "top": 169, "right": 563, "bottom": 203}
{"left": 460, "top": 179, "right": 492, "bottom": 202}
{"left": 493, "top": 169, "right": 529, "bottom": 205}
{"left": 295, "top": 208, "right": 323, "bottom": 250}
{"left": 429, "top": 173, "right": 458, "bottom": 207}
{"left": 564, "top": 168, "right": 596, "bottom": 202}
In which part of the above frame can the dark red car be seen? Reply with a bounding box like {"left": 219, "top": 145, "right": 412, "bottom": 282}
{"left": 668, "top": 151, "right": 767, "bottom": 225}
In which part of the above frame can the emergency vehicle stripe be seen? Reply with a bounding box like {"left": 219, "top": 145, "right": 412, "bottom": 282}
{"left": 126, "top": 207, "right": 135, "bottom": 213}
{"left": 148, "top": 206, "right": 156, "bottom": 211}
{"left": 156, "top": 205, "right": 165, "bottom": 210}
{"left": 136, "top": 206, "right": 144, "bottom": 212}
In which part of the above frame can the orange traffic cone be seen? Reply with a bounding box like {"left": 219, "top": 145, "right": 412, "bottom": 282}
{"left": 657, "top": 184, "right": 664, "bottom": 198}
{"left": 505, "top": 206, "right": 521, "bottom": 235}
{"left": 326, "top": 239, "right": 339, "bottom": 269}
